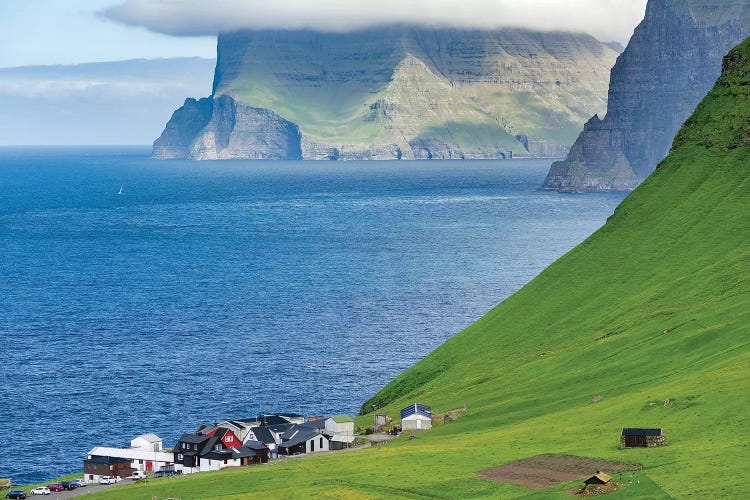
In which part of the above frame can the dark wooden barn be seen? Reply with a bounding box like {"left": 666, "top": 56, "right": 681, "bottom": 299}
{"left": 621, "top": 427, "right": 667, "bottom": 448}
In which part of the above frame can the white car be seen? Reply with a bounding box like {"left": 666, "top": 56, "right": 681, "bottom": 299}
{"left": 30, "top": 487, "right": 50, "bottom": 495}
{"left": 99, "top": 476, "right": 117, "bottom": 485}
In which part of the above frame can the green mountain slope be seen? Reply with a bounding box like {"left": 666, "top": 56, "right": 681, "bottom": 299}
{"left": 93, "top": 39, "right": 750, "bottom": 498}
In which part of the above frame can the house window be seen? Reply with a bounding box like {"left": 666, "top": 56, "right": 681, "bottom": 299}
{"left": 215, "top": 444, "right": 221, "bottom": 450}
{"left": 225, "top": 436, "right": 231, "bottom": 442}
{"left": 178, "top": 454, "right": 183, "bottom": 460}
{"left": 311, "top": 440, "right": 315, "bottom": 452}
{"left": 89, "top": 475, "right": 93, "bottom": 481}
{"left": 320, "top": 437, "right": 323, "bottom": 448}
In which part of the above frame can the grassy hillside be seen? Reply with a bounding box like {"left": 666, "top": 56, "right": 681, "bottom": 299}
{"left": 88, "top": 40, "right": 750, "bottom": 498}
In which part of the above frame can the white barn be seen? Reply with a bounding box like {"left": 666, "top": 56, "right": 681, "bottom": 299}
{"left": 400, "top": 403, "right": 432, "bottom": 430}
{"left": 130, "top": 433, "right": 163, "bottom": 451}
{"left": 325, "top": 415, "right": 355, "bottom": 436}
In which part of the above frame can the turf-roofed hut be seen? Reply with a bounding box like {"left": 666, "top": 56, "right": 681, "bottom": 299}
{"left": 621, "top": 428, "right": 667, "bottom": 448}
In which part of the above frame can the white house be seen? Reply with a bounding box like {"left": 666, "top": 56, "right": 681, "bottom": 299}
{"left": 400, "top": 403, "right": 432, "bottom": 430}
{"left": 130, "top": 433, "right": 163, "bottom": 451}
{"left": 85, "top": 446, "right": 174, "bottom": 483}
{"left": 278, "top": 428, "right": 329, "bottom": 455}
{"left": 325, "top": 415, "right": 355, "bottom": 436}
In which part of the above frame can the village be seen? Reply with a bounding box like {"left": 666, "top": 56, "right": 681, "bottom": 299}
{"left": 2, "top": 403, "right": 668, "bottom": 498}
{"left": 80, "top": 403, "right": 434, "bottom": 485}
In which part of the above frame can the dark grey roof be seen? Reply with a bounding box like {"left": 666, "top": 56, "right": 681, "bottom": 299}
{"left": 258, "top": 414, "right": 292, "bottom": 426}
{"left": 179, "top": 433, "right": 211, "bottom": 444}
{"left": 251, "top": 426, "right": 275, "bottom": 444}
{"left": 622, "top": 428, "right": 663, "bottom": 436}
{"left": 300, "top": 419, "right": 326, "bottom": 431}
{"left": 199, "top": 436, "right": 221, "bottom": 456}
{"left": 401, "top": 403, "right": 432, "bottom": 419}
{"left": 279, "top": 428, "right": 320, "bottom": 449}
{"left": 85, "top": 456, "right": 130, "bottom": 465}
{"left": 203, "top": 446, "right": 256, "bottom": 460}
{"left": 265, "top": 422, "right": 294, "bottom": 434}
{"left": 213, "top": 428, "right": 229, "bottom": 440}
{"left": 243, "top": 440, "right": 267, "bottom": 451}
{"left": 281, "top": 425, "right": 302, "bottom": 441}
{"left": 195, "top": 424, "right": 216, "bottom": 434}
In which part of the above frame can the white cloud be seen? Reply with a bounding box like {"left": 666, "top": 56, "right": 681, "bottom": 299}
{"left": 101, "top": 0, "right": 648, "bottom": 42}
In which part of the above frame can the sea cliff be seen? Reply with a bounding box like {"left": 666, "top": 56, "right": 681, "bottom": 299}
{"left": 543, "top": 0, "right": 750, "bottom": 191}
{"left": 154, "top": 27, "right": 618, "bottom": 160}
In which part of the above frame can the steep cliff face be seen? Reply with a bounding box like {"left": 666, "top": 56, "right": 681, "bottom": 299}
{"left": 544, "top": 0, "right": 750, "bottom": 191}
{"left": 154, "top": 27, "right": 618, "bottom": 160}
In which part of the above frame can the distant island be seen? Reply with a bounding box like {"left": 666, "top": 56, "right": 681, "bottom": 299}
{"left": 153, "top": 27, "right": 619, "bottom": 160}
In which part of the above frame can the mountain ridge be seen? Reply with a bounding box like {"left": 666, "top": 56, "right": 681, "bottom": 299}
{"left": 153, "top": 27, "right": 618, "bottom": 160}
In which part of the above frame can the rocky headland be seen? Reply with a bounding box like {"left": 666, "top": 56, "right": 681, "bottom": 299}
{"left": 543, "top": 0, "right": 750, "bottom": 192}
{"left": 153, "top": 27, "right": 619, "bottom": 160}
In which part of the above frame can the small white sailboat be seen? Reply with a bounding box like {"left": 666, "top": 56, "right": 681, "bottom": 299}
{"left": 117, "top": 186, "right": 123, "bottom": 195}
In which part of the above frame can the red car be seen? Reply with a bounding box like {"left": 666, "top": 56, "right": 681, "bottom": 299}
{"left": 46, "top": 484, "right": 64, "bottom": 493}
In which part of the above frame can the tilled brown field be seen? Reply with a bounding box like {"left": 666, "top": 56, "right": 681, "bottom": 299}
{"left": 478, "top": 454, "right": 641, "bottom": 489}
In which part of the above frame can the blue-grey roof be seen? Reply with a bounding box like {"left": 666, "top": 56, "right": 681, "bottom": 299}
{"left": 401, "top": 403, "right": 432, "bottom": 419}
{"left": 300, "top": 419, "right": 326, "bottom": 431}
{"left": 243, "top": 440, "right": 267, "bottom": 451}
{"left": 251, "top": 426, "right": 276, "bottom": 445}
{"left": 258, "top": 414, "right": 292, "bottom": 426}
{"left": 278, "top": 428, "right": 320, "bottom": 449}
{"left": 622, "top": 428, "right": 663, "bottom": 436}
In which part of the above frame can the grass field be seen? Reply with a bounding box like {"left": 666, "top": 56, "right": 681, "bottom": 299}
{"left": 86, "top": 39, "right": 750, "bottom": 499}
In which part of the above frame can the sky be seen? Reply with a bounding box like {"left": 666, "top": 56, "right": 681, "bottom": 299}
{"left": 0, "top": 0, "right": 648, "bottom": 68}
{"left": 0, "top": 0, "right": 216, "bottom": 67}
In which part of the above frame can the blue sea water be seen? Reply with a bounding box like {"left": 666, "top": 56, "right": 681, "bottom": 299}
{"left": 0, "top": 147, "right": 627, "bottom": 484}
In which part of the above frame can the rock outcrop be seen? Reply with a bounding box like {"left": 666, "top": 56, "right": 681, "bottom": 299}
{"left": 154, "top": 27, "right": 619, "bottom": 160}
{"left": 544, "top": 0, "right": 750, "bottom": 191}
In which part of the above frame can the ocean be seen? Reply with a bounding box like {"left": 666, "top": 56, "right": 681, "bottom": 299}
{"left": 0, "top": 147, "right": 627, "bottom": 484}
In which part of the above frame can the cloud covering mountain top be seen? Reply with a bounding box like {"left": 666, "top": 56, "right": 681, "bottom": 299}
{"left": 101, "top": 0, "right": 648, "bottom": 42}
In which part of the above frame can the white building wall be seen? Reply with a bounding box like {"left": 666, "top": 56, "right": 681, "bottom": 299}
{"left": 325, "top": 419, "right": 355, "bottom": 436}
{"left": 305, "top": 435, "right": 330, "bottom": 453}
{"left": 130, "top": 436, "right": 163, "bottom": 451}
{"left": 401, "top": 415, "right": 432, "bottom": 430}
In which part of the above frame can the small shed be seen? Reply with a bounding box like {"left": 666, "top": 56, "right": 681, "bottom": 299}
{"left": 400, "top": 403, "right": 432, "bottom": 430}
{"left": 584, "top": 471, "right": 612, "bottom": 485}
{"left": 621, "top": 428, "right": 667, "bottom": 448}
{"left": 375, "top": 414, "right": 391, "bottom": 427}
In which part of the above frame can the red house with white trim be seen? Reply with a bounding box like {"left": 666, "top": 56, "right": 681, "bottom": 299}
{"left": 206, "top": 427, "right": 243, "bottom": 449}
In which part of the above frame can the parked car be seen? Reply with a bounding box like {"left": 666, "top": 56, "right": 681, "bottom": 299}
{"left": 46, "top": 484, "right": 63, "bottom": 493}
{"left": 71, "top": 479, "right": 86, "bottom": 488}
{"left": 125, "top": 471, "right": 147, "bottom": 480}
{"left": 29, "top": 487, "right": 49, "bottom": 496}
{"left": 58, "top": 481, "right": 76, "bottom": 490}
{"left": 5, "top": 491, "right": 27, "bottom": 499}
{"left": 98, "top": 476, "right": 117, "bottom": 485}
